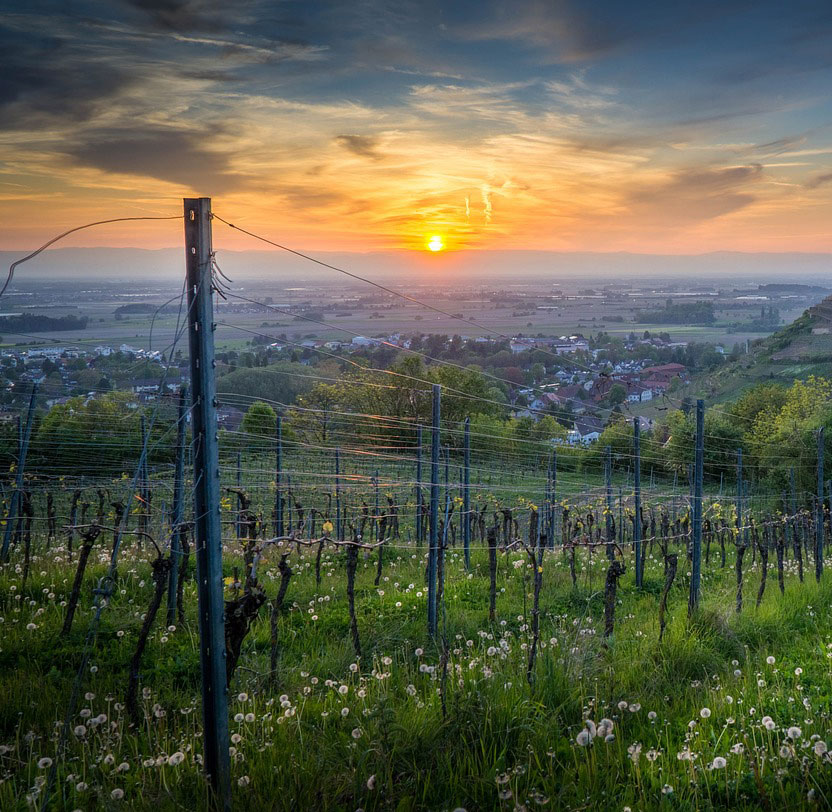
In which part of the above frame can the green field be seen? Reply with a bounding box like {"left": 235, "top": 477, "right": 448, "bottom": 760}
{"left": 2, "top": 477, "right": 832, "bottom": 810}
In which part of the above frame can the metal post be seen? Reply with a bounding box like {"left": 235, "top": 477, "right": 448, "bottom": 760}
{"left": 0, "top": 383, "right": 37, "bottom": 563}
{"left": 633, "top": 417, "right": 642, "bottom": 587}
{"left": 689, "top": 399, "right": 704, "bottom": 615}
{"left": 274, "top": 414, "right": 283, "bottom": 536}
{"left": 373, "top": 467, "right": 379, "bottom": 544}
{"left": 139, "top": 415, "right": 149, "bottom": 535}
{"left": 427, "top": 384, "right": 440, "bottom": 636}
{"left": 550, "top": 450, "right": 557, "bottom": 548}
{"left": 736, "top": 449, "right": 743, "bottom": 547}
{"left": 605, "top": 445, "right": 613, "bottom": 561}
{"left": 817, "top": 427, "right": 824, "bottom": 582}
{"left": 463, "top": 417, "right": 471, "bottom": 570}
{"left": 167, "top": 385, "right": 187, "bottom": 625}
{"left": 235, "top": 450, "right": 242, "bottom": 538}
{"left": 415, "top": 425, "right": 423, "bottom": 545}
{"left": 335, "top": 447, "right": 341, "bottom": 542}
{"left": 184, "top": 197, "right": 231, "bottom": 811}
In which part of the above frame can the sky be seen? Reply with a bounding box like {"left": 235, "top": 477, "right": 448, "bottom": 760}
{"left": 1, "top": 0, "right": 831, "bottom": 256}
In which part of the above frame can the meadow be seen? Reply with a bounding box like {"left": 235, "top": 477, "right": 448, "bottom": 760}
{"left": 2, "top": 486, "right": 832, "bottom": 811}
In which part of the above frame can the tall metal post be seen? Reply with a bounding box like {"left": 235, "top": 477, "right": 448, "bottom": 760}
{"left": 427, "top": 384, "right": 440, "bottom": 636}
{"left": 235, "top": 450, "right": 242, "bottom": 538}
{"left": 689, "top": 399, "right": 704, "bottom": 614}
{"left": 184, "top": 197, "right": 231, "bottom": 811}
{"left": 167, "top": 385, "right": 187, "bottom": 625}
{"left": 139, "top": 415, "right": 149, "bottom": 535}
{"left": 817, "top": 427, "right": 824, "bottom": 582}
{"left": 274, "top": 414, "right": 283, "bottom": 536}
{"left": 335, "top": 447, "right": 341, "bottom": 542}
{"left": 373, "top": 467, "right": 379, "bottom": 543}
{"left": 633, "top": 417, "right": 642, "bottom": 587}
{"left": 415, "top": 425, "right": 423, "bottom": 545}
{"left": 550, "top": 450, "right": 557, "bottom": 548}
{"left": 463, "top": 417, "right": 471, "bottom": 570}
{"left": 0, "top": 383, "right": 37, "bottom": 563}
{"left": 605, "top": 445, "right": 614, "bottom": 560}
{"left": 737, "top": 449, "right": 743, "bottom": 546}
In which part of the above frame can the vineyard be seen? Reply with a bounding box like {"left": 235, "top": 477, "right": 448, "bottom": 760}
{"left": 3, "top": 203, "right": 832, "bottom": 812}
{"left": 3, "top": 394, "right": 832, "bottom": 810}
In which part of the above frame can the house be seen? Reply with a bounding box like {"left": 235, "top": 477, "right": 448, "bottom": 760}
{"left": 216, "top": 405, "right": 245, "bottom": 432}
{"left": 351, "top": 336, "right": 377, "bottom": 347}
{"left": 641, "top": 363, "right": 687, "bottom": 383}
{"left": 566, "top": 416, "right": 605, "bottom": 445}
{"left": 626, "top": 383, "right": 653, "bottom": 403}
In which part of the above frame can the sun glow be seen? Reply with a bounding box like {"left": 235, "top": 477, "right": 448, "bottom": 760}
{"left": 427, "top": 235, "right": 444, "bottom": 252}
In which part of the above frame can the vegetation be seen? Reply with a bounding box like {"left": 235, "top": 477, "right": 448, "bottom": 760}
{"left": 636, "top": 299, "right": 716, "bottom": 325}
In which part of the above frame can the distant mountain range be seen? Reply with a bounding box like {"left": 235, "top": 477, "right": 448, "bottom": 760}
{"left": 0, "top": 248, "right": 829, "bottom": 285}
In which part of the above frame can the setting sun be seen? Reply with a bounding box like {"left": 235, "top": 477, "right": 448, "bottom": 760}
{"left": 427, "top": 235, "right": 444, "bottom": 252}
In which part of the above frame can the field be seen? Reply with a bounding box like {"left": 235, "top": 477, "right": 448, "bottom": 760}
{"left": 1, "top": 277, "right": 811, "bottom": 355}
{"left": 2, "top": 460, "right": 832, "bottom": 811}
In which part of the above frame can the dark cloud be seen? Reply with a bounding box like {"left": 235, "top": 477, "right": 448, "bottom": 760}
{"left": 807, "top": 172, "right": 832, "bottom": 189}
{"left": 123, "top": 0, "right": 237, "bottom": 32}
{"left": 0, "top": 23, "right": 130, "bottom": 128}
{"left": 65, "top": 128, "right": 246, "bottom": 192}
{"left": 334, "top": 135, "right": 382, "bottom": 160}
{"left": 627, "top": 164, "right": 763, "bottom": 223}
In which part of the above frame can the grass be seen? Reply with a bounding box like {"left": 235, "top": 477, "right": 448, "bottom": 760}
{"left": 2, "top": 526, "right": 832, "bottom": 810}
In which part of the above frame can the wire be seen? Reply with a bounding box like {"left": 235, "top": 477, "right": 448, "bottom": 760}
{"left": 2, "top": 215, "right": 182, "bottom": 299}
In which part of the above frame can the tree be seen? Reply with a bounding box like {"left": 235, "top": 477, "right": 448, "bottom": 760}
{"left": 241, "top": 401, "right": 277, "bottom": 450}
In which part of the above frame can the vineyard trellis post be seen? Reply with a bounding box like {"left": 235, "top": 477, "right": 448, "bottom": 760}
{"left": 816, "top": 427, "right": 824, "bottom": 582}
{"left": 415, "top": 425, "right": 423, "bottom": 544}
{"left": 428, "top": 383, "right": 440, "bottom": 637}
{"left": 0, "top": 382, "right": 37, "bottom": 563}
{"left": 167, "top": 385, "right": 187, "bottom": 626}
{"left": 736, "top": 449, "right": 743, "bottom": 546}
{"left": 633, "top": 417, "right": 643, "bottom": 587}
{"left": 139, "top": 415, "right": 149, "bottom": 535}
{"left": 605, "top": 445, "right": 614, "bottom": 561}
{"left": 184, "top": 196, "right": 232, "bottom": 812}
{"left": 235, "top": 450, "right": 242, "bottom": 538}
{"left": 550, "top": 450, "right": 557, "bottom": 549}
{"left": 688, "top": 399, "right": 704, "bottom": 615}
{"left": 274, "top": 413, "right": 283, "bottom": 536}
{"left": 335, "top": 447, "right": 341, "bottom": 541}
{"left": 463, "top": 416, "right": 471, "bottom": 570}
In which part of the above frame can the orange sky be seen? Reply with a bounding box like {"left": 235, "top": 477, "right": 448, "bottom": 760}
{"left": 1, "top": 2, "right": 831, "bottom": 256}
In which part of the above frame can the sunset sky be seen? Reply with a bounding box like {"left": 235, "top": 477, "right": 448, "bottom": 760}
{"left": 1, "top": 0, "right": 831, "bottom": 254}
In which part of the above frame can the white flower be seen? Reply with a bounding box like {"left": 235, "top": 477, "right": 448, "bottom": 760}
{"left": 168, "top": 752, "right": 185, "bottom": 766}
{"left": 366, "top": 774, "right": 376, "bottom": 790}
{"left": 349, "top": 663, "right": 359, "bottom": 672}
{"left": 787, "top": 726, "right": 802, "bottom": 740}
{"left": 238, "top": 776, "right": 250, "bottom": 787}
{"left": 730, "top": 743, "right": 744, "bottom": 754}
{"left": 700, "top": 708, "right": 711, "bottom": 719}
{"left": 351, "top": 728, "right": 362, "bottom": 739}
{"left": 662, "top": 785, "right": 673, "bottom": 795}
{"left": 338, "top": 685, "right": 349, "bottom": 695}
{"left": 766, "top": 656, "right": 775, "bottom": 665}
{"left": 813, "top": 741, "right": 828, "bottom": 756}
{"left": 37, "top": 757, "right": 53, "bottom": 769}
{"left": 73, "top": 725, "right": 86, "bottom": 737}
{"left": 576, "top": 729, "right": 592, "bottom": 746}
{"left": 341, "top": 707, "right": 349, "bottom": 717}
{"left": 245, "top": 713, "right": 255, "bottom": 723}
{"left": 795, "top": 667, "right": 803, "bottom": 676}
{"left": 711, "top": 756, "right": 727, "bottom": 769}
{"left": 110, "top": 788, "right": 124, "bottom": 800}
{"left": 237, "top": 693, "right": 248, "bottom": 702}
{"left": 647, "top": 711, "right": 657, "bottom": 721}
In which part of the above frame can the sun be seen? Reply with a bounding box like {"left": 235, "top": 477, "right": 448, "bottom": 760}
{"left": 427, "top": 235, "right": 444, "bottom": 252}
